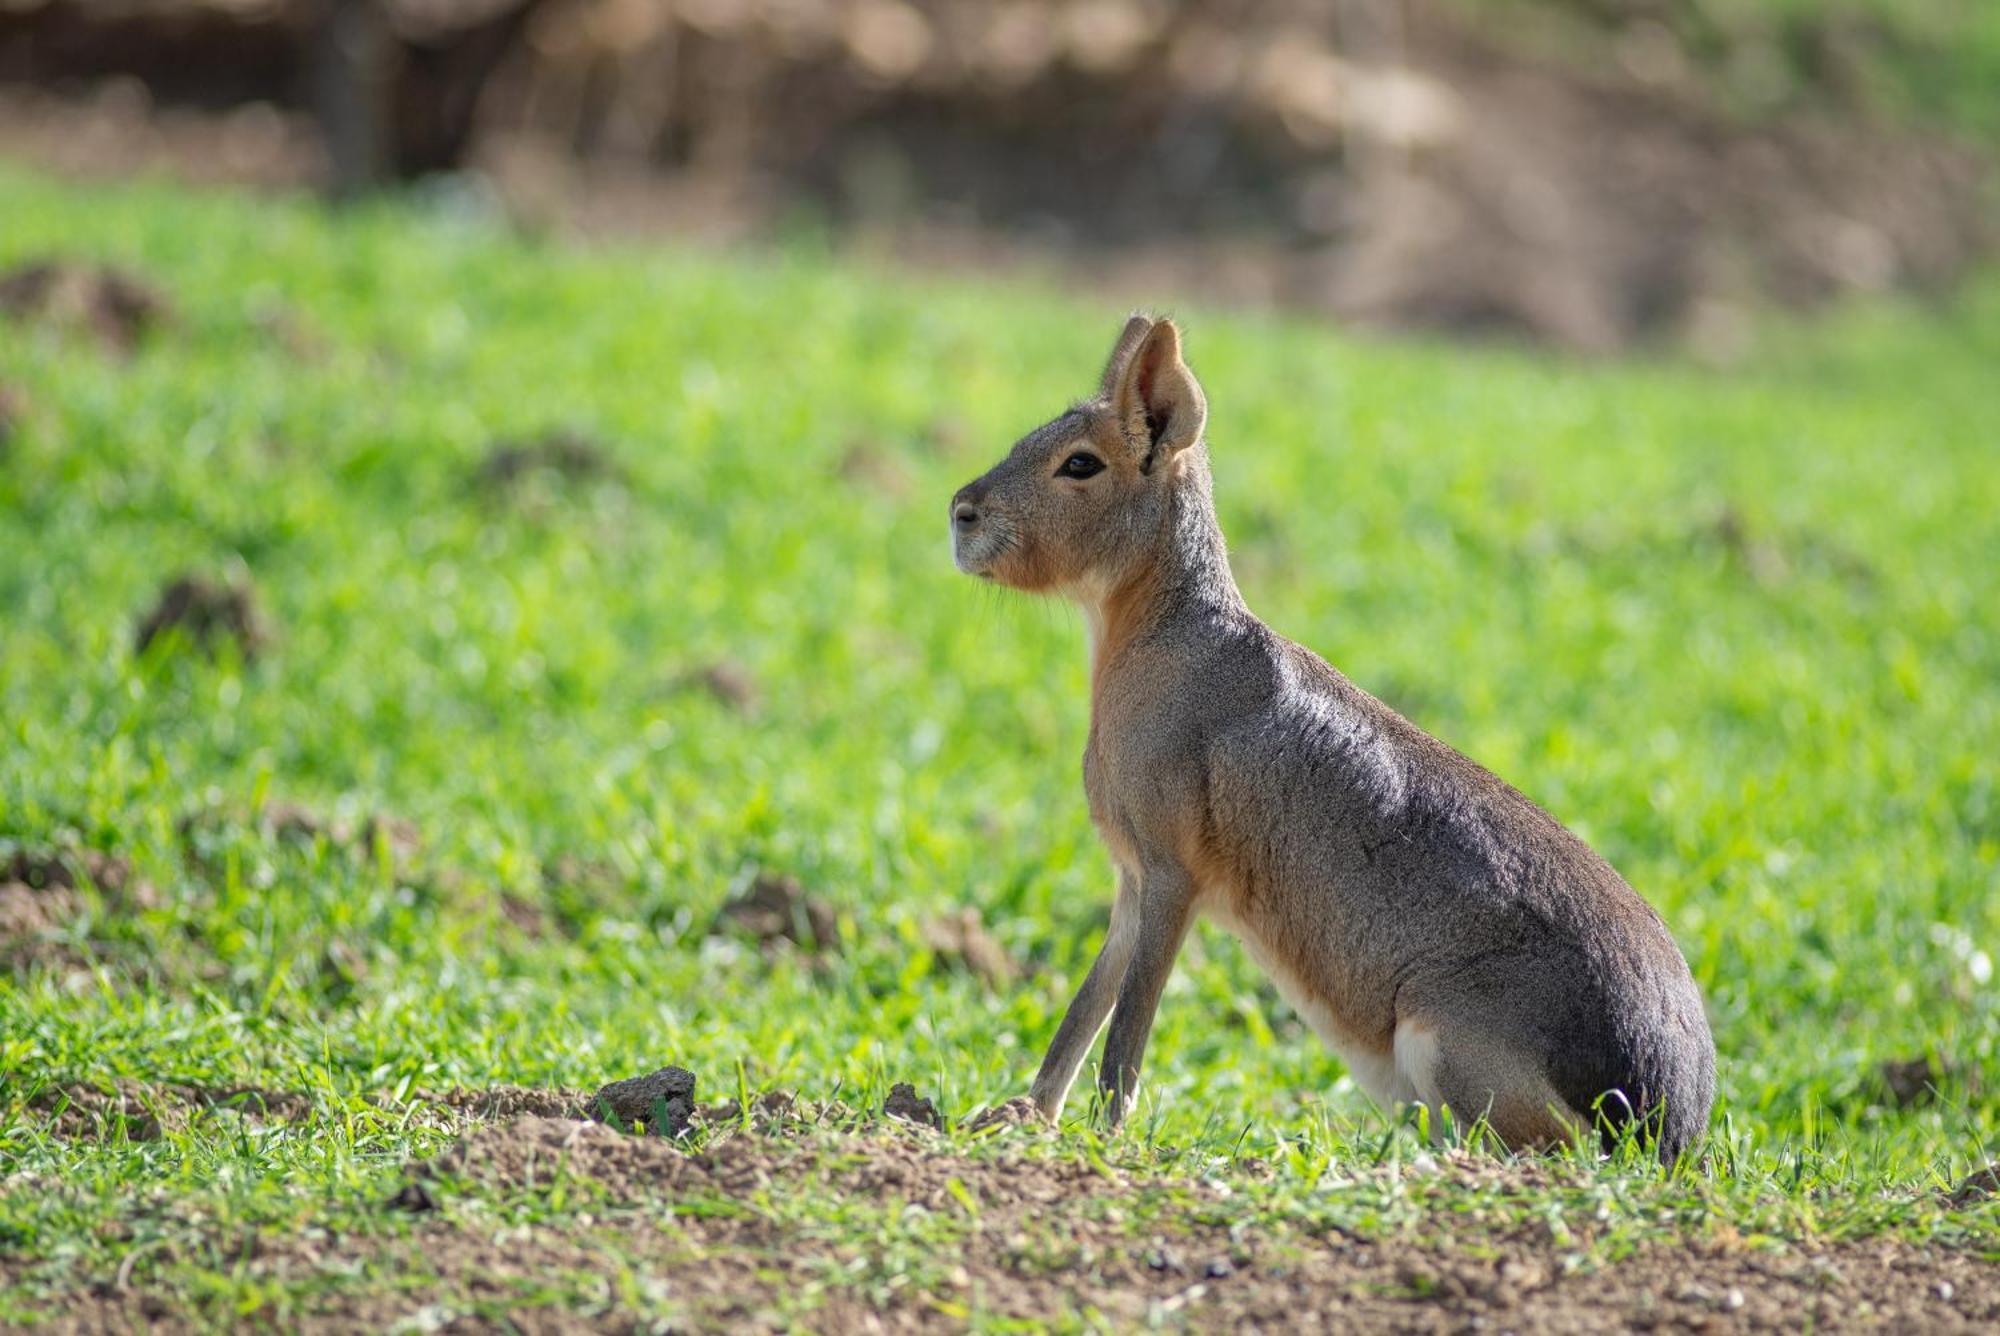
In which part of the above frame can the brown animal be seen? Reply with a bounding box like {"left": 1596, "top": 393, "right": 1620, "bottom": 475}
{"left": 950, "top": 315, "right": 1714, "bottom": 1159}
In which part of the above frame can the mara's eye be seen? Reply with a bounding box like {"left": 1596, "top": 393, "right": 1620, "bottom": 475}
{"left": 1057, "top": 452, "right": 1105, "bottom": 480}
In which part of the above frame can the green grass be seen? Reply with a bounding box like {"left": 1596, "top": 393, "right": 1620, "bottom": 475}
{"left": 1, "top": 165, "right": 1997, "bottom": 1323}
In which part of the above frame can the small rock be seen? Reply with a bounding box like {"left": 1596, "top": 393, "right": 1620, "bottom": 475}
{"left": 1204, "top": 1258, "right": 1236, "bottom": 1279}
{"left": 592, "top": 1066, "right": 697, "bottom": 1137}
{"left": 882, "top": 1081, "right": 943, "bottom": 1130}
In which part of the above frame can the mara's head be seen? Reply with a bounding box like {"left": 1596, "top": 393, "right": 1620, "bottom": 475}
{"left": 950, "top": 314, "right": 1208, "bottom": 597}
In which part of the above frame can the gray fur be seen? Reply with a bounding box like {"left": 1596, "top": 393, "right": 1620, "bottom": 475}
{"left": 951, "top": 316, "right": 1715, "bottom": 1161}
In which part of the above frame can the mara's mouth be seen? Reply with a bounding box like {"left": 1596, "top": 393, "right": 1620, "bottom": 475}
{"left": 951, "top": 528, "right": 1006, "bottom": 579}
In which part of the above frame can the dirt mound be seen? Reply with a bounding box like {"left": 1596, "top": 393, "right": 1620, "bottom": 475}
{"left": 472, "top": 428, "right": 619, "bottom": 491}
{"left": 16, "top": 1080, "right": 315, "bottom": 1141}
{"left": 712, "top": 872, "right": 840, "bottom": 955}
{"left": 11, "top": 1078, "right": 598, "bottom": 1141}
{"left": 0, "top": 257, "right": 174, "bottom": 354}
{"left": 0, "top": 382, "right": 26, "bottom": 449}
{"left": 919, "top": 906, "right": 1019, "bottom": 988}
{"left": 0, "top": 846, "right": 158, "bottom": 973}
{"left": 1954, "top": 1164, "right": 2000, "bottom": 1207}
{"left": 670, "top": 658, "right": 762, "bottom": 715}
{"left": 132, "top": 574, "right": 267, "bottom": 660}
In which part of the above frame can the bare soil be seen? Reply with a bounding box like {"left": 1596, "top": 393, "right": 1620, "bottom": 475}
{"left": 8, "top": 1108, "right": 1996, "bottom": 1332}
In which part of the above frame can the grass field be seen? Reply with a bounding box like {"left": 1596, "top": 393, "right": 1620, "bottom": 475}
{"left": 2, "top": 166, "right": 1997, "bottom": 1328}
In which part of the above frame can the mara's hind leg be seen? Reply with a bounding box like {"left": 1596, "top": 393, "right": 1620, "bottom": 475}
{"left": 1392, "top": 1018, "right": 1585, "bottom": 1153}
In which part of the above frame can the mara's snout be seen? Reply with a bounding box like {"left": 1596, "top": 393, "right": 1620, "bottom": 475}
{"left": 948, "top": 482, "right": 998, "bottom": 578}
{"left": 952, "top": 311, "right": 1715, "bottom": 1162}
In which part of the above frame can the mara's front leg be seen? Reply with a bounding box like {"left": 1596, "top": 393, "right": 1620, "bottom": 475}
{"left": 1097, "top": 858, "right": 1197, "bottom": 1129}
{"left": 1028, "top": 868, "right": 1139, "bottom": 1120}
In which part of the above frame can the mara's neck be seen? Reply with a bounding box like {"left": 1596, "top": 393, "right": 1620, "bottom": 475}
{"left": 1076, "top": 454, "right": 1245, "bottom": 688}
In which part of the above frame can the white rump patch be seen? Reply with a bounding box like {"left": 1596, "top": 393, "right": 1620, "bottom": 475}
{"left": 1391, "top": 1020, "right": 1443, "bottom": 1112}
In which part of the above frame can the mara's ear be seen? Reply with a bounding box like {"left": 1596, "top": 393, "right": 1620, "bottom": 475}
{"left": 1111, "top": 318, "right": 1207, "bottom": 470}
{"left": 1097, "top": 313, "right": 1156, "bottom": 399}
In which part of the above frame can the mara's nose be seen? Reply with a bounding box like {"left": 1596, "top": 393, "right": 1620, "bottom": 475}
{"left": 951, "top": 486, "right": 982, "bottom": 530}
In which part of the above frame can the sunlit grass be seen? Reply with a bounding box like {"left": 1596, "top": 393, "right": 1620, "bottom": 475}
{"left": 1, "top": 165, "right": 1996, "bottom": 1319}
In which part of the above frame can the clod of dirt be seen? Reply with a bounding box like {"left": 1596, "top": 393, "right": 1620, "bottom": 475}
{"left": 711, "top": 873, "right": 839, "bottom": 955}
{"left": 920, "top": 907, "right": 1018, "bottom": 987}
{"left": 1878, "top": 1055, "right": 1943, "bottom": 1110}
{"left": 0, "top": 258, "right": 175, "bottom": 354}
{"left": 497, "top": 890, "right": 551, "bottom": 937}
{"left": 965, "top": 1096, "right": 1048, "bottom": 1134}
{"left": 316, "top": 939, "right": 371, "bottom": 997}
{"left": 1703, "top": 504, "right": 1791, "bottom": 586}
{"left": 386, "top": 1181, "right": 438, "bottom": 1213}
{"left": 882, "top": 1081, "right": 944, "bottom": 1131}
{"left": 1951, "top": 1164, "right": 2000, "bottom": 1207}
{"left": 698, "top": 1089, "right": 797, "bottom": 1128}
{"left": 698, "top": 1092, "right": 863, "bottom": 1133}
{"left": 591, "top": 1066, "right": 697, "bottom": 1137}
{"left": 473, "top": 429, "right": 618, "bottom": 491}
{"left": 132, "top": 574, "right": 267, "bottom": 660}
{"left": 673, "top": 659, "right": 761, "bottom": 715}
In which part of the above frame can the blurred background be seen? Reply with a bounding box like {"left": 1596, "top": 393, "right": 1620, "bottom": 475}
{"left": 2, "top": 0, "right": 1992, "bottom": 354}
